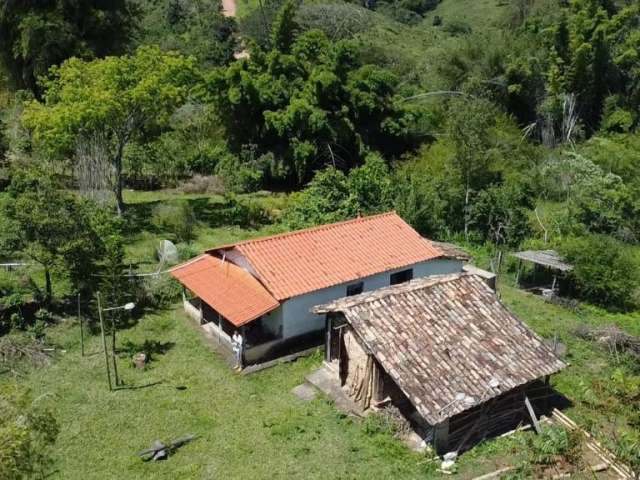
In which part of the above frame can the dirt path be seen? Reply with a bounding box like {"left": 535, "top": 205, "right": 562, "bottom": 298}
{"left": 222, "top": 0, "right": 251, "bottom": 59}
{"left": 222, "top": 0, "right": 237, "bottom": 17}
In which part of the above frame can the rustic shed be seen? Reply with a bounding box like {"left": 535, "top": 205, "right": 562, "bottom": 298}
{"left": 511, "top": 249, "right": 573, "bottom": 293}
{"left": 314, "top": 273, "right": 566, "bottom": 453}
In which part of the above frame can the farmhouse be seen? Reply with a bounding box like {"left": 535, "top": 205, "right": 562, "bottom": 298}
{"left": 170, "top": 212, "right": 464, "bottom": 366}
{"left": 313, "top": 273, "right": 567, "bottom": 453}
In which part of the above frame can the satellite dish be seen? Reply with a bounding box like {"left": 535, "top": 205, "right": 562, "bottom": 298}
{"left": 157, "top": 240, "right": 179, "bottom": 265}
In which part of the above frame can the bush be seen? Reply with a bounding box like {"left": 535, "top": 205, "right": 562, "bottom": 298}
{"left": 284, "top": 154, "right": 394, "bottom": 230}
{"left": 151, "top": 203, "right": 197, "bottom": 242}
{"left": 469, "top": 182, "right": 533, "bottom": 247}
{"left": 180, "top": 175, "right": 225, "bottom": 195}
{"left": 177, "top": 243, "right": 199, "bottom": 261}
{"left": 526, "top": 425, "right": 581, "bottom": 466}
{"left": 142, "top": 275, "right": 183, "bottom": 309}
{"left": 0, "top": 383, "right": 59, "bottom": 479}
{"left": 220, "top": 194, "right": 270, "bottom": 228}
{"left": 444, "top": 20, "right": 472, "bottom": 36}
{"left": 560, "top": 235, "right": 640, "bottom": 309}
{"left": 215, "top": 153, "right": 263, "bottom": 193}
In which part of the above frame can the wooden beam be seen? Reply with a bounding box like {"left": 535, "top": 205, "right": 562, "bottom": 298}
{"left": 524, "top": 396, "right": 541, "bottom": 434}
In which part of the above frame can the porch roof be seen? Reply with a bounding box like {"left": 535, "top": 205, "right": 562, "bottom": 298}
{"left": 170, "top": 255, "right": 279, "bottom": 327}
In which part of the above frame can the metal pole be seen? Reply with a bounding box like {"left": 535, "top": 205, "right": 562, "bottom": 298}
{"left": 78, "top": 293, "right": 84, "bottom": 357}
{"left": 97, "top": 292, "right": 112, "bottom": 391}
{"left": 110, "top": 311, "right": 120, "bottom": 387}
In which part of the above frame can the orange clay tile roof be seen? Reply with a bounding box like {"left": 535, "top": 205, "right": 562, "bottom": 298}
{"left": 170, "top": 255, "right": 279, "bottom": 327}
{"left": 208, "top": 212, "right": 443, "bottom": 300}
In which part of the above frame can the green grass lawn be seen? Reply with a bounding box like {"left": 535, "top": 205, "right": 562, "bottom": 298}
{"left": 422, "top": 0, "right": 512, "bottom": 31}
{"left": 19, "top": 308, "right": 445, "bottom": 480}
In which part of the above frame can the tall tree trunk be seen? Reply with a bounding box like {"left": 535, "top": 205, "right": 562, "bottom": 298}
{"left": 114, "top": 151, "right": 125, "bottom": 216}
{"left": 463, "top": 183, "right": 471, "bottom": 240}
{"left": 44, "top": 267, "right": 52, "bottom": 306}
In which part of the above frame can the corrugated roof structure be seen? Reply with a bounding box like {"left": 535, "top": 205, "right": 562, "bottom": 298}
{"left": 314, "top": 274, "right": 566, "bottom": 425}
{"left": 170, "top": 255, "right": 279, "bottom": 327}
{"left": 209, "top": 212, "right": 443, "bottom": 300}
{"left": 511, "top": 250, "right": 573, "bottom": 272}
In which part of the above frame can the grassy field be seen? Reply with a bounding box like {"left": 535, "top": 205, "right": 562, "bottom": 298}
{"left": 4, "top": 190, "right": 640, "bottom": 479}
{"left": 21, "top": 308, "right": 444, "bottom": 480}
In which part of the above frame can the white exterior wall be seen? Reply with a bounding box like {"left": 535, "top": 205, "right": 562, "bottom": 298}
{"left": 280, "top": 258, "right": 463, "bottom": 338}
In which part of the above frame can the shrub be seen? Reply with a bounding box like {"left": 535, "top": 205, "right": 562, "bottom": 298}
{"left": 526, "top": 425, "right": 581, "bottom": 466}
{"left": 444, "top": 20, "right": 472, "bottom": 36}
{"left": 560, "top": 235, "right": 640, "bottom": 309}
{"left": 180, "top": 175, "right": 225, "bottom": 195}
{"left": 0, "top": 383, "right": 59, "bottom": 479}
{"left": 177, "top": 243, "right": 199, "bottom": 261}
{"left": 151, "top": 203, "right": 197, "bottom": 242}
{"left": 220, "top": 194, "right": 270, "bottom": 228}
{"left": 469, "top": 182, "right": 533, "bottom": 247}
{"left": 142, "top": 275, "right": 183, "bottom": 309}
{"left": 215, "top": 153, "right": 263, "bottom": 193}
{"left": 28, "top": 319, "right": 47, "bottom": 342}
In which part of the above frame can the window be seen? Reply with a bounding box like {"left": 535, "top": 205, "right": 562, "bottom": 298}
{"left": 390, "top": 269, "right": 413, "bottom": 285}
{"left": 346, "top": 282, "right": 364, "bottom": 296}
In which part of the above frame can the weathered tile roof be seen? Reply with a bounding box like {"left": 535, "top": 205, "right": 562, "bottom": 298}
{"left": 170, "top": 255, "right": 279, "bottom": 327}
{"left": 208, "top": 212, "right": 443, "bottom": 300}
{"left": 314, "top": 274, "right": 566, "bottom": 425}
{"left": 430, "top": 241, "right": 472, "bottom": 262}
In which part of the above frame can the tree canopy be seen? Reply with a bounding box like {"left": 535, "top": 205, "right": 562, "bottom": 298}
{"left": 202, "top": 4, "right": 426, "bottom": 186}
{"left": 22, "top": 46, "right": 200, "bottom": 213}
{"left": 0, "top": 0, "right": 139, "bottom": 93}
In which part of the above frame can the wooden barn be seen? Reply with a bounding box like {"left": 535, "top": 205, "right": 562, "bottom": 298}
{"left": 314, "top": 273, "right": 566, "bottom": 453}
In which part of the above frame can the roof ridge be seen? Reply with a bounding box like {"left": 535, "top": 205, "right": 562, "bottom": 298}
{"left": 206, "top": 211, "right": 401, "bottom": 252}
{"left": 315, "top": 273, "right": 470, "bottom": 312}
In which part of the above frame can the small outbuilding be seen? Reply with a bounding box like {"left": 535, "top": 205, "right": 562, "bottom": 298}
{"left": 314, "top": 273, "right": 566, "bottom": 453}
{"left": 512, "top": 249, "right": 573, "bottom": 294}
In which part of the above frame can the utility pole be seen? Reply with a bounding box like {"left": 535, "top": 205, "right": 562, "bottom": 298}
{"left": 97, "top": 292, "right": 112, "bottom": 391}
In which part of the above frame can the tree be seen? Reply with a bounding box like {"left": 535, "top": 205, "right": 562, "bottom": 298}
{"left": 137, "top": 0, "right": 237, "bottom": 68}
{"left": 560, "top": 234, "right": 639, "bottom": 309}
{"left": 0, "top": 0, "right": 139, "bottom": 93}
{"left": 204, "top": 27, "right": 421, "bottom": 186}
{"left": 469, "top": 182, "right": 533, "bottom": 247}
{"left": 0, "top": 383, "right": 58, "bottom": 479}
{"left": 271, "top": 0, "right": 300, "bottom": 53}
{"left": 22, "top": 46, "right": 199, "bottom": 214}
{"left": 446, "top": 98, "right": 499, "bottom": 238}
{"left": 284, "top": 153, "right": 394, "bottom": 228}
{"left": 0, "top": 168, "right": 118, "bottom": 304}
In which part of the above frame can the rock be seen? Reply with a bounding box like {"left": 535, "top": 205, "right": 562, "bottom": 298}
{"left": 443, "top": 451, "right": 458, "bottom": 462}
{"left": 441, "top": 460, "right": 456, "bottom": 471}
{"left": 133, "top": 352, "right": 147, "bottom": 369}
{"left": 291, "top": 383, "right": 317, "bottom": 401}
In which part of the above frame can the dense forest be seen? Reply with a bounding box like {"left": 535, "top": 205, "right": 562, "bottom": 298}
{"left": 1, "top": 0, "right": 640, "bottom": 478}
